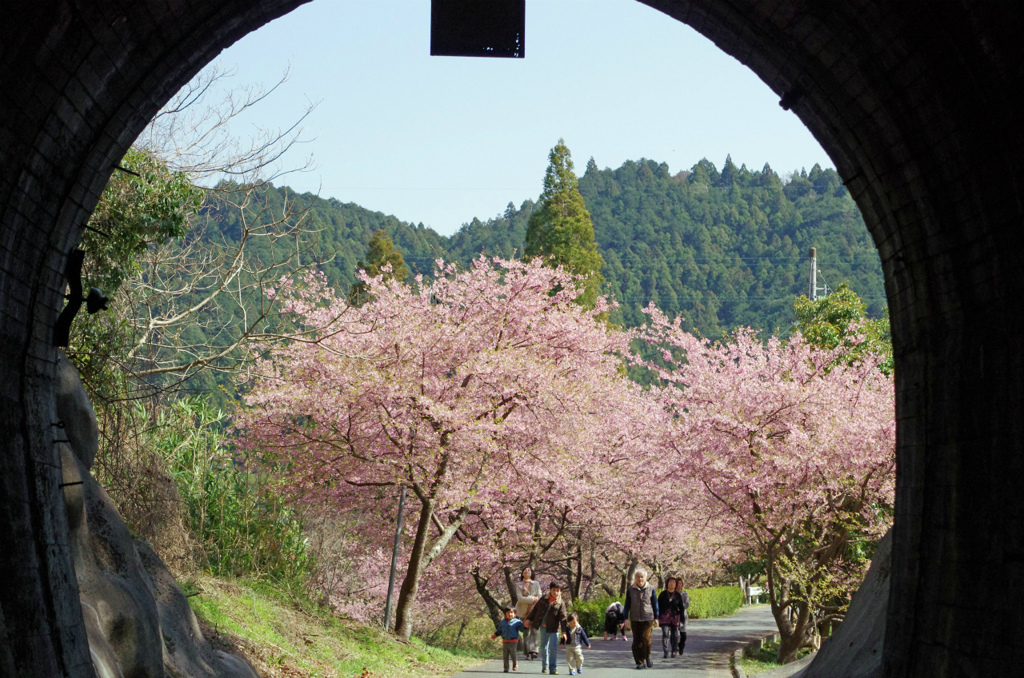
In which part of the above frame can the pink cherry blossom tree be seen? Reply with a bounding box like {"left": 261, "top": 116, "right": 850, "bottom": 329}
{"left": 451, "top": 381, "right": 677, "bottom": 614}
{"left": 637, "top": 306, "right": 895, "bottom": 664}
{"left": 235, "top": 256, "right": 651, "bottom": 640}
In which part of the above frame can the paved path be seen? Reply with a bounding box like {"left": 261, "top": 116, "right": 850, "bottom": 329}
{"left": 450, "top": 606, "right": 777, "bottom": 677}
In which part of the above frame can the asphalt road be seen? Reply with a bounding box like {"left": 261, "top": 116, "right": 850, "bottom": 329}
{"left": 449, "top": 606, "right": 777, "bottom": 677}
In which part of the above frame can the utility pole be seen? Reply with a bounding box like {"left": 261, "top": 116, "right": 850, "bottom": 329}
{"left": 383, "top": 486, "right": 407, "bottom": 632}
{"left": 809, "top": 247, "right": 818, "bottom": 300}
{"left": 808, "top": 247, "right": 831, "bottom": 299}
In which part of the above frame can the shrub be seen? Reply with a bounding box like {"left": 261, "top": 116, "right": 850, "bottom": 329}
{"left": 155, "top": 397, "right": 311, "bottom": 585}
{"left": 570, "top": 596, "right": 620, "bottom": 637}
{"left": 89, "top": 396, "right": 197, "bottom": 571}
{"left": 686, "top": 586, "right": 744, "bottom": 619}
{"left": 570, "top": 586, "right": 743, "bottom": 633}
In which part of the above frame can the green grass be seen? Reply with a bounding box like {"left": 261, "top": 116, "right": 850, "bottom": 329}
{"left": 421, "top": 616, "right": 502, "bottom": 658}
{"left": 736, "top": 638, "right": 813, "bottom": 675}
{"left": 738, "top": 651, "right": 783, "bottom": 675}
{"left": 186, "top": 574, "right": 485, "bottom": 677}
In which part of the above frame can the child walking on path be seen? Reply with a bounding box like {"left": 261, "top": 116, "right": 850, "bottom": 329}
{"left": 492, "top": 607, "right": 525, "bottom": 673}
{"left": 623, "top": 568, "right": 659, "bottom": 669}
{"left": 525, "top": 582, "right": 569, "bottom": 675}
{"left": 564, "top": 612, "right": 591, "bottom": 675}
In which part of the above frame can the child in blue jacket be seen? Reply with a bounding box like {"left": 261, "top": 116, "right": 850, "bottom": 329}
{"left": 565, "top": 612, "right": 591, "bottom": 675}
{"left": 492, "top": 606, "right": 525, "bottom": 672}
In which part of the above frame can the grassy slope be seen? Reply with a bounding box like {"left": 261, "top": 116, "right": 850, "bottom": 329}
{"left": 186, "top": 575, "right": 486, "bottom": 678}
{"left": 735, "top": 636, "right": 813, "bottom": 675}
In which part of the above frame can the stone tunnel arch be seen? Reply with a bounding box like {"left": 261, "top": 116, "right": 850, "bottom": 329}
{"left": 2, "top": 2, "right": 1022, "bottom": 676}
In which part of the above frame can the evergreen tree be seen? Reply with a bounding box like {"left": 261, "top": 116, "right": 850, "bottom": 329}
{"left": 524, "top": 139, "right": 605, "bottom": 308}
{"left": 349, "top": 229, "right": 410, "bottom": 305}
{"left": 720, "top": 154, "right": 738, "bottom": 188}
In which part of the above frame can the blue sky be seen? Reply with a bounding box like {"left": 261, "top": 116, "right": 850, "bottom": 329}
{"left": 203, "top": 0, "right": 833, "bottom": 236}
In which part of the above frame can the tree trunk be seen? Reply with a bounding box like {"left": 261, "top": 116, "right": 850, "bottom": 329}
{"left": 772, "top": 598, "right": 813, "bottom": 664}
{"left": 623, "top": 555, "right": 639, "bottom": 594}
{"left": 472, "top": 568, "right": 505, "bottom": 630}
{"left": 585, "top": 550, "right": 597, "bottom": 599}
{"left": 776, "top": 630, "right": 805, "bottom": 665}
{"left": 651, "top": 559, "right": 664, "bottom": 589}
{"left": 393, "top": 493, "right": 473, "bottom": 641}
{"left": 504, "top": 566, "right": 518, "bottom": 605}
{"left": 454, "top": 618, "right": 468, "bottom": 649}
{"left": 589, "top": 553, "right": 598, "bottom": 602}
{"left": 393, "top": 497, "right": 433, "bottom": 641}
{"left": 572, "top": 543, "right": 583, "bottom": 601}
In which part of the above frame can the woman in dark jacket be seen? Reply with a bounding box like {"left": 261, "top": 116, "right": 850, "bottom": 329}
{"left": 676, "top": 579, "right": 690, "bottom": 654}
{"left": 657, "top": 577, "right": 686, "bottom": 657}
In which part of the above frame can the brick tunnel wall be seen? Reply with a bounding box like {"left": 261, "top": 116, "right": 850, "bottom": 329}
{"left": 0, "top": 3, "right": 310, "bottom": 676}
{"left": 2, "top": 1, "right": 1023, "bottom": 676}
{"left": 641, "top": 2, "right": 1024, "bottom": 671}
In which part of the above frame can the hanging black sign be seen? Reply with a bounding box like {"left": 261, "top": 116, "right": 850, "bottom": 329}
{"left": 430, "top": 0, "right": 525, "bottom": 58}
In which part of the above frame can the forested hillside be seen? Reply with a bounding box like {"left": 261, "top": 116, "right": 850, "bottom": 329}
{"left": 202, "top": 156, "right": 884, "bottom": 339}
{"left": 582, "top": 157, "right": 883, "bottom": 333}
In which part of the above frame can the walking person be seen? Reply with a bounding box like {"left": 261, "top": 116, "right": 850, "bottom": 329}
{"left": 564, "top": 612, "right": 591, "bottom": 675}
{"left": 603, "top": 600, "right": 627, "bottom": 641}
{"left": 491, "top": 606, "right": 524, "bottom": 673}
{"left": 658, "top": 577, "right": 684, "bottom": 658}
{"left": 623, "top": 568, "right": 659, "bottom": 669}
{"left": 525, "top": 582, "right": 569, "bottom": 675}
{"left": 676, "top": 579, "right": 691, "bottom": 654}
{"left": 516, "top": 566, "right": 542, "bottom": 660}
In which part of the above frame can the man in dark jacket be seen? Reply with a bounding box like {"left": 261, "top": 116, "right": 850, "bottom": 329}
{"left": 525, "top": 582, "right": 569, "bottom": 675}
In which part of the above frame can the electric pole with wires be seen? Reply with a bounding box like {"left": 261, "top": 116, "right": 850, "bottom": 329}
{"left": 808, "top": 247, "right": 831, "bottom": 300}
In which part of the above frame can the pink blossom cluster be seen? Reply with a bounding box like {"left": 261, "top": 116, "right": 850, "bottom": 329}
{"left": 636, "top": 305, "right": 895, "bottom": 543}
